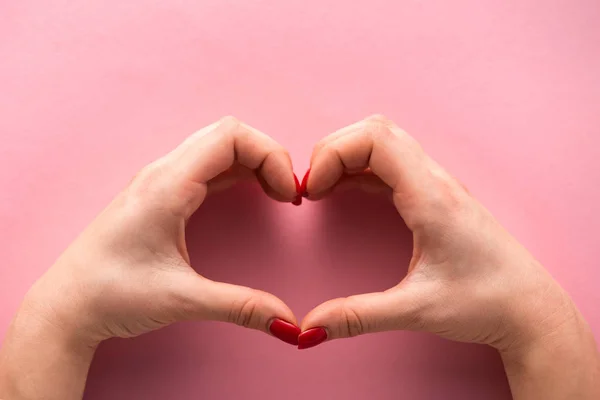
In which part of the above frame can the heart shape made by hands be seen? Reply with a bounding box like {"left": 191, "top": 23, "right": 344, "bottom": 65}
{"left": 162, "top": 116, "right": 533, "bottom": 358}
{"left": 187, "top": 166, "right": 401, "bottom": 350}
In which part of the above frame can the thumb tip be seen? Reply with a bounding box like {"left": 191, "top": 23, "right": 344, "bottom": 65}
{"left": 268, "top": 318, "right": 301, "bottom": 346}
{"left": 298, "top": 327, "right": 328, "bottom": 350}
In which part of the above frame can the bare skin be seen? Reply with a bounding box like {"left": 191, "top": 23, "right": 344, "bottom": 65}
{"left": 1, "top": 116, "right": 598, "bottom": 399}
{"left": 0, "top": 117, "right": 300, "bottom": 399}
{"left": 301, "top": 115, "right": 600, "bottom": 399}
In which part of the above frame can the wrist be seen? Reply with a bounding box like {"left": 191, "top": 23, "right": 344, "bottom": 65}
{"left": 19, "top": 260, "right": 104, "bottom": 348}
{"left": 0, "top": 302, "right": 98, "bottom": 399}
{"left": 499, "top": 307, "right": 600, "bottom": 399}
{"left": 493, "top": 266, "right": 581, "bottom": 353}
{"left": 15, "top": 291, "right": 101, "bottom": 352}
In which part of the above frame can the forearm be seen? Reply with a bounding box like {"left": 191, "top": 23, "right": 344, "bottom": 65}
{"left": 501, "top": 309, "right": 600, "bottom": 400}
{"left": 0, "top": 304, "right": 97, "bottom": 400}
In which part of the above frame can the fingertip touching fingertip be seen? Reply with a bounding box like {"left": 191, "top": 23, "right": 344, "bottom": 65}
{"left": 269, "top": 318, "right": 301, "bottom": 346}
{"left": 294, "top": 173, "right": 301, "bottom": 193}
{"left": 297, "top": 327, "right": 328, "bottom": 350}
{"left": 300, "top": 169, "right": 311, "bottom": 198}
{"left": 292, "top": 174, "right": 303, "bottom": 206}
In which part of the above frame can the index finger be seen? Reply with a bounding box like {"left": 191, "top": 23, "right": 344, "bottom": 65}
{"left": 136, "top": 117, "right": 298, "bottom": 219}
{"left": 306, "top": 115, "right": 455, "bottom": 229}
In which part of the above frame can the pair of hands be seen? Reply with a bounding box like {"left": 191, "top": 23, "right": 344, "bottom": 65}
{"left": 1, "top": 115, "right": 599, "bottom": 400}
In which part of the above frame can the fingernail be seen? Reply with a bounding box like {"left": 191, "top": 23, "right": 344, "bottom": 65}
{"left": 298, "top": 327, "right": 327, "bottom": 350}
{"left": 292, "top": 174, "right": 303, "bottom": 206}
{"left": 300, "top": 169, "right": 311, "bottom": 198}
{"left": 294, "top": 174, "right": 301, "bottom": 194}
{"left": 269, "top": 319, "right": 301, "bottom": 346}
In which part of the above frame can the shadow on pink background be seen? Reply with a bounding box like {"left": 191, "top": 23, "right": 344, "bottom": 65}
{"left": 1, "top": 0, "right": 599, "bottom": 399}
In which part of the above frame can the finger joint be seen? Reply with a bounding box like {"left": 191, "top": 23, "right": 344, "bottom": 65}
{"left": 342, "top": 297, "right": 366, "bottom": 337}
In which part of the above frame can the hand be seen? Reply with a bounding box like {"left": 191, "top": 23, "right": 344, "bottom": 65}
{"left": 0, "top": 117, "right": 302, "bottom": 400}
{"left": 299, "top": 115, "right": 600, "bottom": 399}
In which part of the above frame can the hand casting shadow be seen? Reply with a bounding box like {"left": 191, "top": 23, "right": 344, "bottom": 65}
{"left": 306, "top": 189, "right": 510, "bottom": 399}
{"left": 85, "top": 184, "right": 510, "bottom": 399}
{"left": 85, "top": 183, "right": 285, "bottom": 399}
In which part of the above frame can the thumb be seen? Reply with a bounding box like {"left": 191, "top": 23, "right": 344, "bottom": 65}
{"left": 299, "top": 286, "right": 428, "bottom": 349}
{"left": 175, "top": 275, "right": 301, "bottom": 346}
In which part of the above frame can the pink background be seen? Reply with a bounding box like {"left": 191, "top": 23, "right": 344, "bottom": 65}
{"left": 1, "top": 0, "right": 599, "bottom": 399}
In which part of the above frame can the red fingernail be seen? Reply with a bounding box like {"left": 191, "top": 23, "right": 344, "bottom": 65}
{"left": 292, "top": 174, "right": 302, "bottom": 206}
{"left": 298, "top": 327, "right": 327, "bottom": 350}
{"left": 300, "top": 169, "right": 311, "bottom": 198}
{"left": 269, "top": 319, "right": 301, "bottom": 346}
{"left": 294, "top": 174, "right": 301, "bottom": 194}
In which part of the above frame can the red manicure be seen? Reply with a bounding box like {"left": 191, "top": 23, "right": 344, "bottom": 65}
{"left": 269, "top": 319, "right": 301, "bottom": 346}
{"left": 292, "top": 174, "right": 302, "bottom": 206}
{"left": 300, "top": 169, "right": 311, "bottom": 198}
{"left": 298, "top": 327, "right": 327, "bottom": 350}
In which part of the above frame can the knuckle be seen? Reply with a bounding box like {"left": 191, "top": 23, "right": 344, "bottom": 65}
{"left": 366, "top": 113, "right": 391, "bottom": 125}
{"left": 310, "top": 140, "right": 329, "bottom": 165}
{"left": 121, "top": 161, "right": 181, "bottom": 220}
{"left": 128, "top": 162, "right": 171, "bottom": 198}
{"left": 364, "top": 115, "right": 394, "bottom": 140}
{"left": 219, "top": 115, "right": 245, "bottom": 144}
{"left": 215, "top": 116, "right": 241, "bottom": 143}
{"left": 435, "top": 180, "right": 465, "bottom": 214}
{"left": 341, "top": 297, "right": 367, "bottom": 337}
{"left": 442, "top": 184, "right": 468, "bottom": 219}
{"left": 228, "top": 296, "right": 261, "bottom": 329}
{"left": 313, "top": 140, "right": 336, "bottom": 154}
{"left": 320, "top": 141, "right": 338, "bottom": 158}
{"left": 425, "top": 165, "right": 469, "bottom": 219}
{"left": 311, "top": 141, "right": 339, "bottom": 169}
{"left": 219, "top": 115, "right": 240, "bottom": 128}
{"left": 312, "top": 141, "right": 326, "bottom": 157}
{"left": 272, "top": 141, "right": 289, "bottom": 158}
{"left": 128, "top": 163, "right": 162, "bottom": 197}
{"left": 134, "top": 162, "right": 160, "bottom": 182}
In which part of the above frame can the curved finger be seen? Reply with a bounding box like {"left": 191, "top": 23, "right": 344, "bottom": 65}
{"left": 206, "top": 163, "right": 291, "bottom": 202}
{"left": 309, "top": 121, "right": 365, "bottom": 165}
{"left": 205, "top": 163, "right": 255, "bottom": 194}
{"left": 133, "top": 117, "right": 298, "bottom": 219}
{"left": 306, "top": 115, "right": 462, "bottom": 230}
{"left": 305, "top": 170, "right": 391, "bottom": 201}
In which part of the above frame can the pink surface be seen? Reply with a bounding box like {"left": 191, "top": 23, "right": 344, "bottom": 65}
{"left": 1, "top": 0, "right": 599, "bottom": 398}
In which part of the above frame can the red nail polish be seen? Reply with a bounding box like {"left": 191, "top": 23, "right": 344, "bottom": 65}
{"left": 298, "top": 327, "right": 327, "bottom": 350}
{"left": 294, "top": 174, "right": 301, "bottom": 194}
{"left": 292, "top": 174, "right": 303, "bottom": 206}
{"left": 269, "top": 319, "right": 301, "bottom": 346}
{"left": 300, "top": 169, "right": 311, "bottom": 198}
